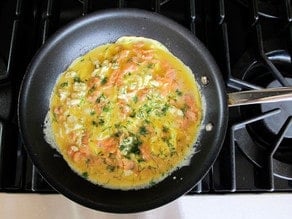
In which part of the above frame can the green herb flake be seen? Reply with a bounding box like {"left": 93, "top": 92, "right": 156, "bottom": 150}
{"left": 129, "top": 111, "right": 136, "bottom": 118}
{"left": 82, "top": 172, "right": 88, "bottom": 178}
{"left": 73, "top": 76, "right": 82, "bottom": 83}
{"left": 92, "top": 121, "right": 98, "bottom": 127}
{"left": 161, "top": 104, "right": 169, "bottom": 114}
{"left": 139, "top": 126, "right": 148, "bottom": 136}
{"left": 96, "top": 97, "right": 101, "bottom": 103}
{"left": 142, "top": 104, "right": 152, "bottom": 114}
{"left": 145, "top": 119, "right": 150, "bottom": 124}
{"left": 60, "top": 82, "right": 68, "bottom": 88}
{"left": 175, "top": 89, "right": 183, "bottom": 96}
{"left": 88, "top": 85, "right": 96, "bottom": 94}
{"left": 52, "top": 112, "right": 57, "bottom": 122}
{"left": 78, "top": 97, "right": 85, "bottom": 106}
{"left": 137, "top": 158, "right": 145, "bottom": 163}
{"left": 106, "top": 165, "right": 115, "bottom": 172}
{"left": 90, "top": 111, "right": 96, "bottom": 116}
{"left": 149, "top": 180, "right": 156, "bottom": 186}
{"left": 132, "top": 95, "right": 138, "bottom": 103}
{"left": 113, "top": 131, "right": 121, "bottom": 138}
{"left": 124, "top": 72, "right": 132, "bottom": 78}
{"left": 162, "top": 126, "right": 169, "bottom": 133}
{"left": 119, "top": 134, "right": 142, "bottom": 156}
{"left": 96, "top": 93, "right": 106, "bottom": 103}
{"left": 98, "top": 119, "right": 105, "bottom": 125}
{"left": 97, "top": 151, "right": 104, "bottom": 156}
{"left": 162, "top": 136, "right": 168, "bottom": 142}
{"left": 181, "top": 104, "right": 189, "bottom": 116}
{"left": 161, "top": 136, "right": 176, "bottom": 155}
{"left": 100, "top": 77, "right": 108, "bottom": 85}
{"left": 147, "top": 63, "right": 155, "bottom": 69}
{"left": 103, "top": 105, "right": 110, "bottom": 112}
{"left": 112, "top": 61, "right": 119, "bottom": 69}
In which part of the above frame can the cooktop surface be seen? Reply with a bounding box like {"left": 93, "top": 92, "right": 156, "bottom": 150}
{"left": 0, "top": 0, "right": 291, "bottom": 193}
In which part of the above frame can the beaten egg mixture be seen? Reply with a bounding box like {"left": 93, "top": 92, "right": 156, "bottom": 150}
{"left": 44, "top": 36, "right": 202, "bottom": 190}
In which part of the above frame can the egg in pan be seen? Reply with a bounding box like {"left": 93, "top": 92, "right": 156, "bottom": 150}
{"left": 44, "top": 36, "right": 203, "bottom": 190}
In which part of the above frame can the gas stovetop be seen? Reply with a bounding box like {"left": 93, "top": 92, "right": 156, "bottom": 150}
{"left": 0, "top": 0, "right": 291, "bottom": 193}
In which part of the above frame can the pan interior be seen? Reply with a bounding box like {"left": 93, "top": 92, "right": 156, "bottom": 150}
{"left": 18, "top": 9, "right": 227, "bottom": 213}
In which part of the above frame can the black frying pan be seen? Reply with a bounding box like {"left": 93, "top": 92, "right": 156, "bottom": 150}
{"left": 18, "top": 9, "right": 227, "bottom": 213}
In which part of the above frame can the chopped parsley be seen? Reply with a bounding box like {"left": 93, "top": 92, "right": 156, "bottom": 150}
{"left": 96, "top": 93, "right": 106, "bottom": 103}
{"left": 149, "top": 180, "right": 156, "bottom": 186}
{"left": 142, "top": 104, "right": 152, "bottom": 114}
{"left": 161, "top": 104, "right": 169, "bottom": 114}
{"left": 129, "top": 111, "right": 136, "bottom": 118}
{"left": 88, "top": 85, "right": 96, "bottom": 94}
{"left": 60, "top": 82, "right": 68, "bottom": 88}
{"left": 106, "top": 165, "right": 115, "bottom": 172}
{"left": 139, "top": 126, "right": 148, "bottom": 136}
{"left": 100, "top": 77, "right": 108, "bottom": 85}
{"left": 113, "top": 131, "right": 122, "bottom": 138}
{"left": 132, "top": 95, "right": 138, "bottom": 103}
{"left": 82, "top": 172, "right": 88, "bottom": 178}
{"left": 181, "top": 104, "right": 189, "bottom": 116}
{"left": 124, "top": 71, "right": 132, "bottom": 77}
{"left": 52, "top": 112, "right": 57, "bottom": 122}
{"left": 78, "top": 97, "right": 85, "bottom": 107}
{"left": 73, "top": 76, "right": 82, "bottom": 83}
{"left": 162, "top": 126, "right": 169, "bottom": 133}
{"left": 145, "top": 119, "right": 150, "bottom": 124}
{"left": 114, "top": 123, "right": 121, "bottom": 128}
{"left": 103, "top": 105, "right": 110, "bottom": 112}
{"left": 155, "top": 103, "right": 169, "bottom": 116}
{"left": 98, "top": 118, "right": 105, "bottom": 125}
{"left": 175, "top": 89, "right": 183, "bottom": 96}
{"left": 147, "top": 63, "right": 155, "bottom": 69}
{"left": 162, "top": 136, "right": 176, "bottom": 155}
{"left": 92, "top": 119, "right": 104, "bottom": 126}
{"left": 112, "top": 62, "right": 119, "bottom": 69}
{"left": 119, "top": 134, "right": 142, "bottom": 156}
{"left": 92, "top": 121, "right": 98, "bottom": 127}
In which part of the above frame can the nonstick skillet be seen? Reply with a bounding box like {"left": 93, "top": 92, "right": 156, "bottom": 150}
{"left": 18, "top": 9, "right": 292, "bottom": 213}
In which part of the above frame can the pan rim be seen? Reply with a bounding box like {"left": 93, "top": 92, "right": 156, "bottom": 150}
{"left": 18, "top": 8, "right": 228, "bottom": 213}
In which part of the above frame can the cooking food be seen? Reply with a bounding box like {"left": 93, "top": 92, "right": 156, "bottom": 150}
{"left": 44, "top": 36, "right": 203, "bottom": 190}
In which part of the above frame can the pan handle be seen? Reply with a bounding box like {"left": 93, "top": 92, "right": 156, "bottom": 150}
{"left": 228, "top": 87, "right": 292, "bottom": 107}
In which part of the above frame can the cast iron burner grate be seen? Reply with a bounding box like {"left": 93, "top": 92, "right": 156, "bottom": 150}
{"left": 0, "top": 0, "right": 292, "bottom": 194}
{"left": 233, "top": 46, "right": 292, "bottom": 183}
{"left": 227, "top": 0, "right": 292, "bottom": 190}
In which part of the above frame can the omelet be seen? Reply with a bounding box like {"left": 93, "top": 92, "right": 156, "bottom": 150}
{"left": 44, "top": 36, "right": 203, "bottom": 190}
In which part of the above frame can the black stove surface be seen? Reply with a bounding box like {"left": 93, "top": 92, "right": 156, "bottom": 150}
{"left": 0, "top": 0, "right": 292, "bottom": 193}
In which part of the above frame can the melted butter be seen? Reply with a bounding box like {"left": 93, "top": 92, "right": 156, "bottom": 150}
{"left": 44, "top": 36, "right": 203, "bottom": 190}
